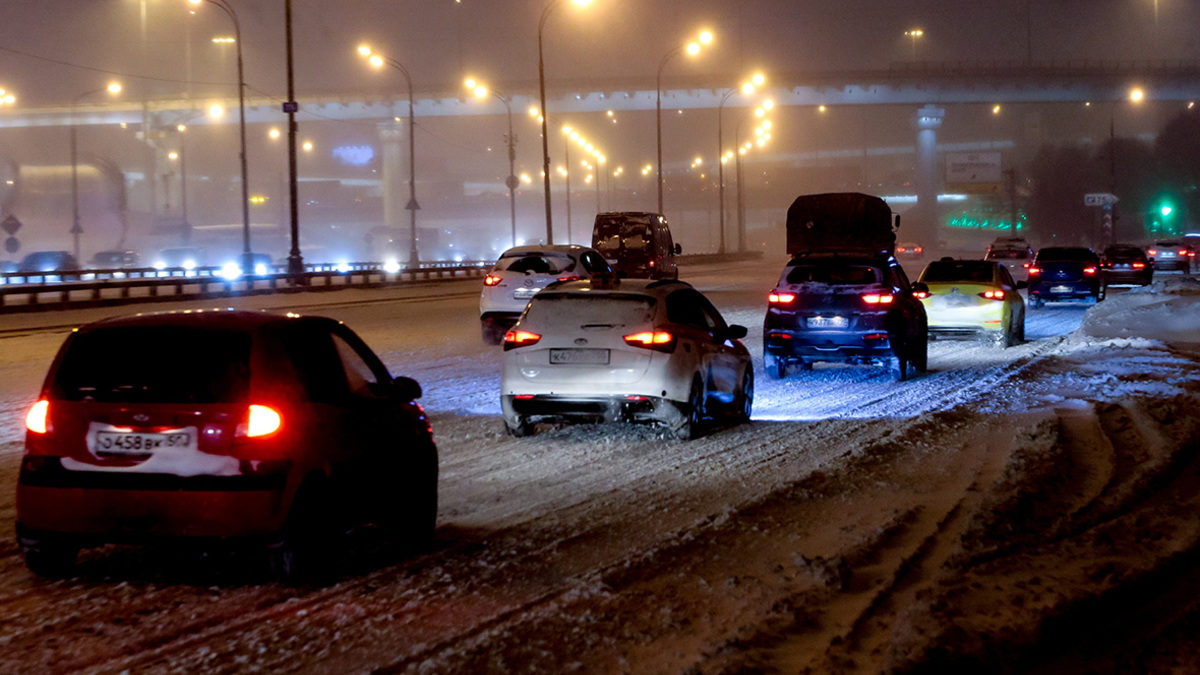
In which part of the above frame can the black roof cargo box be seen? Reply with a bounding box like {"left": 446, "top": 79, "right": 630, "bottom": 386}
{"left": 786, "top": 193, "right": 897, "bottom": 256}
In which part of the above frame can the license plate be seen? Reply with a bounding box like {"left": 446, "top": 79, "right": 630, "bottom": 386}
{"left": 807, "top": 316, "right": 849, "bottom": 328}
{"left": 93, "top": 431, "right": 194, "bottom": 455}
{"left": 549, "top": 348, "right": 610, "bottom": 365}
{"left": 1051, "top": 285, "right": 1073, "bottom": 293}
{"left": 513, "top": 288, "right": 538, "bottom": 299}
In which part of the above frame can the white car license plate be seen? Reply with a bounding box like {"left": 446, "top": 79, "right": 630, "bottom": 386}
{"left": 94, "top": 430, "right": 194, "bottom": 455}
{"left": 513, "top": 288, "right": 538, "bottom": 299}
{"left": 1051, "top": 285, "right": 1073, "bottom": 293}
{"left": 549, "top": 348, "right": 610, "bottom": 365}
{"left": 807, "top": 316, "right": 848, "bottom": 328}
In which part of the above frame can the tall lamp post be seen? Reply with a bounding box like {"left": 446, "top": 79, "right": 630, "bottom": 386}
{"left": 538, "top": 0, "right": 593, "bottom": 245}
{"left": 717, "top": 73, "right": 764, "bottom": 254}
{"left": 188, "top": 0, "right": 252, "bottom": 271}
{"left": 466, "top": 78, "right": 519, "bottom": 248}
{"left": 1106, "top": 87, "right": 1146, "bottom": 243}
{"left": 70, "top": 82, "right": 122, "bottom": 261}
{"left": 733, "top": 101, "right": 774, "bottom": 253}
{"left": 905, "top": 29, "right": 924, "bottom": 61}
{"left": 361, "top": 45, "right": 421, "bottom": 266}
{"left": 657, "top": 30, "right": 714, "bottom": 214}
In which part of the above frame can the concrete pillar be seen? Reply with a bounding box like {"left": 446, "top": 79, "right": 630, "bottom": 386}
{"left": 378, "top": 121, "right": 404, "bottom": 230}
{"left": 912, "top": 105, "right": 944, "bottom": 246}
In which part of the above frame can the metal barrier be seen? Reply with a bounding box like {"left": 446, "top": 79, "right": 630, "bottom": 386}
{"left": 0, "top": 252, "right": 760, "bottom": 314}
{"left": 0, "top": 262, "right": 491, "bottom": 314}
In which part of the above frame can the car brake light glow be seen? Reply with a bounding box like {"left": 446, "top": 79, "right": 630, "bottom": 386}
{"left": 247, "top": 405, "right": 282, "bottom": 437}
{"left": 979, "top": 290, "right": 1005, "bottom": 300}
{"left": 913, "top": 290, "right": 930, "bottom": 299}
{"left": 768, "top": 292, "right": 796, "bottom": 304}
{"left": 915, "top": 247, "right": 923, "bottom": 253}
{"left": 1149, "top": 249, "right": 1158, "bottom": 256}
{"left": 1023, "top": 263, "right": 1031, "bottom": 268}
{"left": 1181, "top": 249, "right": 1189, "bottom": 256}
{"left": 897, "top": 247, "right": 906, "bottom": 253}
{"left": 513, "top": 394, "right": 535, "bottom": 399}
{"left": 1028, "top": 267, "right": 1041, "bottom": 275}
{"left": 863, "top": 293, "right": 894, "bottom": 304}
{"left": 1133, "top": 262, "right": 1146, "bottom": 269}
{"left": 1083, "top": 267, "right": 1097, "bottom": 275}
{"left": 504, "top": 330, "right": 542, "bottom": 348}
{"left": 483, "top": 274, "right": 502, "bottom": 286}
{"left": 624, "top": 331, "right": 675, "bottom": 350}
{"left": 25, "top": 400, "right": 49, "bottom": 434}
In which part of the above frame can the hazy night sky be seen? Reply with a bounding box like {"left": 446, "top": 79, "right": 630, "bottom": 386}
{"left": 0, "top": 0, "right": 1194, "bottom": 105}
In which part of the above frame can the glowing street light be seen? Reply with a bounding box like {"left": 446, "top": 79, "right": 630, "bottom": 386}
{"left": 657, "top": 28, "right": 716, "bottom": 212}
{"left": 905, "top": 28, "right": 924, "bottom": 60}
{"left": 465, "top": 75, "right": 522, "bottom": 247}
{"left": 69, "top": 81, "right": 123, "bottom": 260}
{"left": 359, "top": 43, "right": 421, "bottom": 264}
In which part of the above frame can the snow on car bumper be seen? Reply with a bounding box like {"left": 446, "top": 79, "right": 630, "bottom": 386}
{"left": 763, "top": 329, "right": 893, "bottom": 361}
{"left": 16, "top": 457, "right": 291, "bottom": 540}
{"left": 502, "top": 394, "right": 679, "bottom": 427}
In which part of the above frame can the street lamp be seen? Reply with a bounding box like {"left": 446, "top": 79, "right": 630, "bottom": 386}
{"left": 188, "top": 0, "right": 253, "bottom": 272}
{"left": 70, "top": 82, "right": 122, "bottom": 261}
{"left": 0, "top": 88, "right": 15, "bottom": 106}
{"left": 657, "top": 29, "right": 714, "bottom": 214}
{"left": 734, "top": 101, "right": 774, "bottom": 253}
{"left": 536, "top": 0, "right": 593, "bottom": 245}
{"left": 905, "top": 29, "right": 924, "bottom": 60}
{"left": 717, "top": 72, "right": 764, "bottom": 254}
{"left": 466, "top": 77, "right": 520, "bottom": 248}
{"left": 1106, "top": 86, "right": 1147, "bottom": 243}
{"left": 360, "top": 44, "right": 421, "bottom": 265}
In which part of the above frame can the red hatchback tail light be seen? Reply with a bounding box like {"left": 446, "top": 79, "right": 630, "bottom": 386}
{"left": 863, "top": 293, "right": 894, "bottom": 305}
{"left": 768, "top": 291, "right": 796, "bottom": 305}
{"left": 503, "top": 330, "right": 541, "bottom": 350}
{"left": 979, "top": 290, "right": 1005, "bottom": 300}
{"left": 483, "top": 274, "right": 502, "bottom": 286}
{"left": 1133, "top": 262, "right": 1146, "bottom": 269}
{"left": 26, "top": 400, "right": 49, "bottom": 435}
{"left": 1028, "top": 266, "right": 1041, "bottom": 275}
{"left": 245, "top": 405, "right": 282, "bottom": 438}
{"left": 623, "top": 331, "right": 676, "bottom": 353}
{"left": 1083, "top": 267, "right": 1097, "bottom": 275}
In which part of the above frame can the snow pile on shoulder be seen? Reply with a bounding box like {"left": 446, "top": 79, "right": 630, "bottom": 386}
{"left": 1076, "top": 276, "right": 1200, "bottom": 344}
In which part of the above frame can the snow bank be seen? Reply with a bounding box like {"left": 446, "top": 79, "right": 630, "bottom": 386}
{"left": 1076, "top": 277, "right": 1200, "bottom": 344}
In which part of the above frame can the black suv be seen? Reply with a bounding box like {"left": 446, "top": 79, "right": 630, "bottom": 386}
{"left": 763, "top": 254, "right": 928, "bottom": 381}
{"left": 1027, "top": 247, "right": 1102, "bottom": 308}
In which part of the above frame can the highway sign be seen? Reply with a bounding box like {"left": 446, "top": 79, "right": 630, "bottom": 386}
{"left": 1085, "top": 193, "right": 1119, "bottom": 207}
{"left": 946, "top": 152, "right": 1002, "bottom": 194}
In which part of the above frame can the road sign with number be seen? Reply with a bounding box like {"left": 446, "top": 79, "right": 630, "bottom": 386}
{"left": 1085, "top": 193, "right": 1119, "bottom": 207}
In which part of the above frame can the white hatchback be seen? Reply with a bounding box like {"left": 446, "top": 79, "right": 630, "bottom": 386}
{"left": 500, "top": 279, "right": 753, "bottom": 440}
{"left": 480, "top": 245, "right": 612, "bottom": 344}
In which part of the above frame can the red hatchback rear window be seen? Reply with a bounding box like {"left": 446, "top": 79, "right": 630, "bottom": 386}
{"left": 51, "top": 327, "right": 252, "bottom": 404}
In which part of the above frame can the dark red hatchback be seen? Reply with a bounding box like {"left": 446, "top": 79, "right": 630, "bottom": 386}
{"left": 16, "top": 310, "right": 437, "bottom": 582}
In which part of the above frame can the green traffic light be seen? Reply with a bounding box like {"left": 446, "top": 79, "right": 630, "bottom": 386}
{"left": 1162, "top": 205, "right": 1174, "bottom": 217}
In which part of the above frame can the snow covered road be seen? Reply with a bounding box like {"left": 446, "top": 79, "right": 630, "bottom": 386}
{"left": 1, "top": 261, "right": 1198, "bottom": 674}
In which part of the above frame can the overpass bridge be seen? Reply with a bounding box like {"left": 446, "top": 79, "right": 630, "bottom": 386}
{"left": 2, "top": 60, "right": 1197, "bottom": 245}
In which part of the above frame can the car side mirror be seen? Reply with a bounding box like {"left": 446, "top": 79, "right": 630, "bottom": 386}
{"left": 1016, "top": 280, "right": 1028, "bottom": 290}
{"left": 674, "top": 243, "right": 682, "bottom": 255}
{"left": 725, "top": 325, "right": 748, "bottom": 340}
{"left": 393, "top": 376, "right": 422, "bottom": 401}
{"left": 911, "top": 282, "right": 929, "bottom": 295}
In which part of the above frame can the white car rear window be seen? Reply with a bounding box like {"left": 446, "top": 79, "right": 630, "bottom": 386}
{"left": 495, "top": 254, "right": 576, "bottom": 275}
{"left": 525, "top": 294, "right": 656, "bottom": 329}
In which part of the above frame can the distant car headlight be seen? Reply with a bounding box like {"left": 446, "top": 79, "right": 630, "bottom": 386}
{"left": 383, "top": 260, "right": 402, "bottom": 274}
{"left": 254, "top": 263, "right": 268, "bottom": 276}
{"left": 220, "top": 262, "right": 242, "bottom": 280}
{"left": 183, "top": 259, "right": 197, "bottom": 271}
{"left": 153, "top": 261, "right": 167, "bottom": 270}
{"left": 335, "top": 262, "right": 351, "bottom": 274}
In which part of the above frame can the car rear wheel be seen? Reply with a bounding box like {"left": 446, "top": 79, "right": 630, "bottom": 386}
{"left": 889, "top": 353, "right": 909, "bottom": 382}
{"left": 913, "top": 326, "right": 929, "bottom": 372}
{"left": 23, "top": 540, "right": 78, "bottom": 579}
{"left": 1028, "top": 298, "right": 1044, "bottom": 310}
{"left": 504, "top": 417, "right": 535, "bottom": 437}
{"left": 735, "top": 365, "right": 754, "bottom": 423}
{"left": 1097, "top": 283, "right": 1107, "bottom": 302}
{"left": 481, "top": 321, "right": 506, "bottom": 346}
{"left": 270, "top": 480, "right": 337, "bottom": 585}
{"left": 764, "top": 353, "right": 788, "bottom": 380}
{"left": 387, "top": 442, "right": 438, "bottom": 549}
{"left": 674, "top": 377, "right": 705, "bottom": 440}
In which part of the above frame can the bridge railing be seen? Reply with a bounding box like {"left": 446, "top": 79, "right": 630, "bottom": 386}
{"left": 888, "top": 59, "right": 1200, "bottom": 77}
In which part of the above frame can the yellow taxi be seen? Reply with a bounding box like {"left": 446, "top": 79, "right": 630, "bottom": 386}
{"left": 915, "top": 258, "right": 1026, "bottom": 348}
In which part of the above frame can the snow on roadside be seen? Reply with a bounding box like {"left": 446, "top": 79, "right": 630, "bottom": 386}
{"left": 1074, "top": 276, "right": 1200, "bottom": 345}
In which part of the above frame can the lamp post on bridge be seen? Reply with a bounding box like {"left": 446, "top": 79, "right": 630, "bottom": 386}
{"left": 466, "top": 78, "right": 520, "bottom": 249}
{"left": 717, "top": 72, "right": 764, "bottom": 254}
{"left": 656, "top": 29, "right": 714, "bottom": 215}
{"left": 70, "top": 82, "right": 122, "bottom": 262}
{"left": 361, "top": 45, "right": 421, "bottom": 266}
